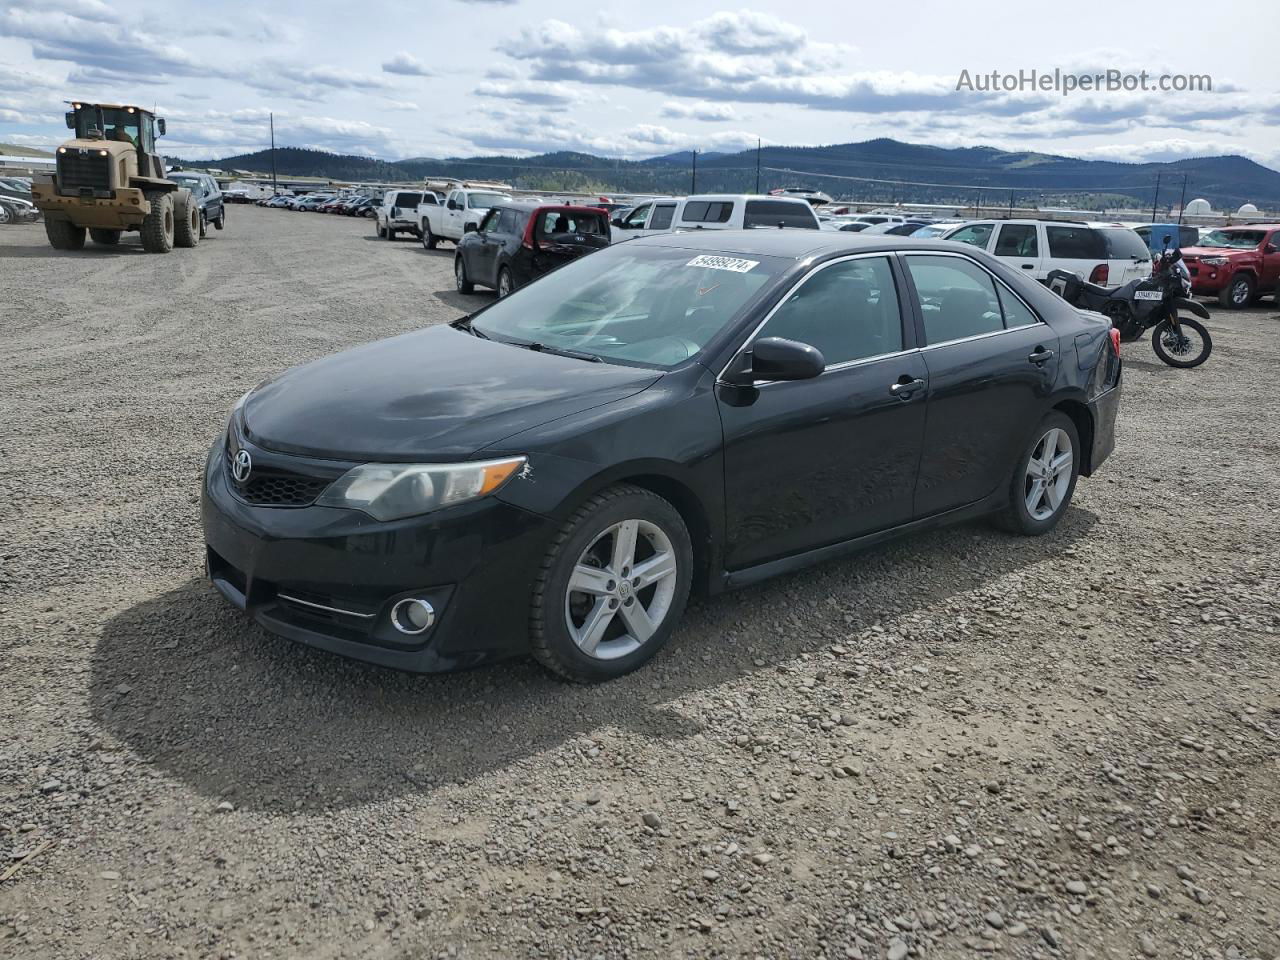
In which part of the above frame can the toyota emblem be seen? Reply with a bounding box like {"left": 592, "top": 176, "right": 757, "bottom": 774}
{"left": 231, "top": 448, "right": 253, "bottom": 484}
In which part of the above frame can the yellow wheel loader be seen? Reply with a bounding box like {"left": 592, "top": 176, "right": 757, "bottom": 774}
{"left": 31, "top": 101, "right": 200, "bottom": 253}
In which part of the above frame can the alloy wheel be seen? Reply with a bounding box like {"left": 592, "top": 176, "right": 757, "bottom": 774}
{"left": 564, "top": 519, "right": 678, "bottom": 660}
{"left": 1231, "top": 279, "right": 1250, "bottom": 305}
{"left": 1024, "top": 427, "right": 1073, "bottom": 522}
{"left": 498, "top": 270, "right": 512, "bottom": 297}
{"left": 455, "top": 258, "right": 465, "bottom": 291}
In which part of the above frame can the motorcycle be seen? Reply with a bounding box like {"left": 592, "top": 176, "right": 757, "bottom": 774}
{"left": 1047, "top": 234, "right": 1212, "bottom": 368}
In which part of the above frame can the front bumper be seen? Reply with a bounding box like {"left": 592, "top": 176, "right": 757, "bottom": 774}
{"left": 1186, "top": 264, "right": 1231, "bottom": 294}
{"left": 32, "top": 183, "right": 149, "bottom": 228}
{"left": 201, "top": 443, "right": 555, "bottom": 672}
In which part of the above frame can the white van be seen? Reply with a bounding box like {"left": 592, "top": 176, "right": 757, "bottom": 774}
{"left": 611, "top": 194, "right": 819, "bottom": 240}
{"left": 942, "top": 219, "right": 1151, "bottom": 286}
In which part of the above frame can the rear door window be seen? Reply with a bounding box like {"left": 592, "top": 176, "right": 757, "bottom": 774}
{"left": 994, "top": 224, "right": 1038, "bottom": 257}
{"left": 680, "top": 201, "right": 734, "bottom": 224}
{"left": 648, "top": 203, "right": 676, "bottom": 230}
{"left": 743, "top": 200, "right": 817, "bottom": 229}
{"left": 537, "top": 210, "right": 607, "bottom": 237}
{"left": 1046, "top": 226, "right": 1105, "bottom": 260}
{"left": 904, "top": 255, "right": 1004, "bottom": 345}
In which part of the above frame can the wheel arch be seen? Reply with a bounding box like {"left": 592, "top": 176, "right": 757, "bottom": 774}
{"left": 1052, "top": 397, "right": 1095, "bottom": 476}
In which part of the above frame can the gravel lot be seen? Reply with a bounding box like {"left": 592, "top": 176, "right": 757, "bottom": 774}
{"left": 2, "top": 207, "right": 1279, "bottom": 960}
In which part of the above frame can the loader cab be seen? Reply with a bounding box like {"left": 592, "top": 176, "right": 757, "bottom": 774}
{"left": 63, "top": 102, "right": 167, "bottom": 182}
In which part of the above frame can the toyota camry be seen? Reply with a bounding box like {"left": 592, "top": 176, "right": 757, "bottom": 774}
{"left": 202, "top": 231, "right": 1121, "bottom": 682}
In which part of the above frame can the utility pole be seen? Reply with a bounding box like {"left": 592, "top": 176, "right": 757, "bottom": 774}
{"left": 1176, "top": 174, "right": 1190, "bottom": 224}
{"left": 270, "top": 112, "right": 278, "bottom": 196}
{"left": 691, "top": 149, "right": 697, "bottom": 194}
{"left": 754, "top": 138, "right": 761, "bottom": 194}
{"left": 1008, "top": 188, "right": 1015, "bottom": 217}
{"left": 1150, "top": 173, "right": 1162, "bottom": 223}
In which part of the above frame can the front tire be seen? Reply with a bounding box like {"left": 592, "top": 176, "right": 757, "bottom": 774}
{"left": 173, "top": 191, "right": 199, "bottom": 248}
{"left": 375, "top": 221, "right": 386, "bottom": 238}
{"left": 140, "top": 193, "right": 174, "bottom": 253}
{"left": 531, "top": 485, "right": 693, "bottom": 683}
{"left": 1219, "top": 274, "right": 1254, "bottom": 309}
{"left": 497, "top": 266, "right": 515, "bottom": 298}
{"left": 454, "top": 255, "right": 474, "bottom": 294}
{"left": 89, "top": 228, "right": 121, "bottom": 246}
{"left": 995, "top": 412, "right": 1080, "bottom": 536}
{"left": 1152, "top": 317, "right": 1212, "bottom": 368}
{"left": 46, "top": 218, "right": 86, "bottom": 250}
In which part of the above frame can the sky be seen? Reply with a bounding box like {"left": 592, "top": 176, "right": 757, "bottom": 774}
{"left": 1, "top": 0, "right": 1277, "bottom": 171}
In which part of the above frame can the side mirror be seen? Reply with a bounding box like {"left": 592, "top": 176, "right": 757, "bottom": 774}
{"left": 390, "top": 206, "right": 400, "bottom": 217}
{"left": 65, "top": 112, "right": 75, "bottom": 129}
{"left": 463, "top": 222, "right": 477, "bottom": 234}
{"left": 611, "top": 216, "right": 623, "bottom": 227}
{"left": 157, "top": 118, "right": 166, "bottom": 136}
{"left": 728, "top": 337, "right": 825, "bottom": 384}
{"left": 1267, "top": 242, "right": 1279, "bottom": 254}
{"left": 1162, "top": 234, "right": 1172, "bottom": 244}
{"left": 447, "top": 200, "right": 457, "bottom": 210}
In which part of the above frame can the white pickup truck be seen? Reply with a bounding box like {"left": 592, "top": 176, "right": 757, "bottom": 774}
{"left": 418, "top": 186, "right": 511, "bottom": 250}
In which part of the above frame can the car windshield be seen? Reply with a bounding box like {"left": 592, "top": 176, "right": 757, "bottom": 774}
{"left": 1198, "top": 229, "right": 1265, "bottom": 248}
{"left": 466, "top": 192, "right": 508, "bottom": 209}
{"left": 470, "top": 244, "right": 785, "bottom": 369}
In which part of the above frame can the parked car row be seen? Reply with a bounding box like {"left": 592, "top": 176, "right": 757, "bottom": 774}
{"left": 0, "top": 176, "right": 42, "bottom": 225}
{"left": 255, "top": 193, "right": 380, "bottom": 217}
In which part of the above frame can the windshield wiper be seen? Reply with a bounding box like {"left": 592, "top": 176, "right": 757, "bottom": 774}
{"left": 451, "top": 315, "right": 490, "bottom": 340}
{"left": 524, "top": 341, "right": 603, "bottom": 363}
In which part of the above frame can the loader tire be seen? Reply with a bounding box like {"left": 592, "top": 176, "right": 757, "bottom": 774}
{"left": 141, "top": 192, "right": 174, "bottom": 253}
{"left": 46, "top": 218, "right": 86, "bottom": 250}
{"left": 174, "top": 191, "right": 199, "bottom": 248}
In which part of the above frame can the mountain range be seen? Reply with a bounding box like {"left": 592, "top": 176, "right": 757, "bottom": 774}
{"left": 184, "top": 138, "right": 1280, "bottom": 211}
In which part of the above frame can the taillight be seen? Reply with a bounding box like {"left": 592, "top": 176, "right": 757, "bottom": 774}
{"left": 1089, "top": 263, "right": 1109, "bottom": 284}
{"left": 521, "top": 213, "right": 536, "bottom": 250}
{"left": 1109, "top": 328, "right": 1121, "bottom": 356}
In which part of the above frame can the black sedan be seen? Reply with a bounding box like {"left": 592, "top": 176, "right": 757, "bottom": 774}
{"left": 202, "top": 231, "right": 1121, "bottom": 682}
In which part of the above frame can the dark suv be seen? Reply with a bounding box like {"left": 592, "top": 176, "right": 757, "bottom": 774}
{"left": 169, "top": 172, "right": 225, "bottom": 235}
{"left": 454, "top": 202, "right": 611, "bottom": 297}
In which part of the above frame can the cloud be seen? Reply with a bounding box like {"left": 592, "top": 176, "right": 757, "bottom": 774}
{"left": 243, "top": 63, "right": 395, "bottom": 99}
{"left": 660, "top": 100, "right": 737, "bottom": 122}
{"left": 464, "top": 111, "right": 760, "bottom": 158}
{"left": 475, "top": 80, "right": 579, "bottom": 107}
{"left": 381, "top": 51, "right": 432, "bottom": 77}
{"left": 383, "top": 99, "right": 421, "bottom": 111}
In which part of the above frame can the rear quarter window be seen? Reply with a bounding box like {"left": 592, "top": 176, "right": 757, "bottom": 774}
{"left": 537, "top": 210, "right": 608, "bottom": 236}
{"left": 395, "top": 192, "right": 422, "bottom": 207}
{"left": 1098, "top": 228, "right": 1150, "bottom": 260}
{"left": 1046, "top": 226, "right": 1106, "bottom": 260}
{"left": 743, "top": 200, "right": 818, "bottom": 229}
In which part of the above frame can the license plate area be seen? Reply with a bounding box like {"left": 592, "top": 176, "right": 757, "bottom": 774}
{"left": 1134, "top": 290, "right": 1163, "bottom": 301}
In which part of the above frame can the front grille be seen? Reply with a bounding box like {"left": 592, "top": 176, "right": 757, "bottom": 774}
{"left": 224, "top": 446, "right": 333, "bottom": 507}
{"left": 57, "top": 152, "right": 110, "bottom": 193}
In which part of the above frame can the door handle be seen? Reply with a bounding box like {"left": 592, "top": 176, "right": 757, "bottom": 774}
{"left": 1028, "top": 347, "right": 1055, "bottom": 364}
{"left": 890, "top": 377, "right": 926, "bottom": 398}
{"left": 1021, "top": 264, "right": 1034, "bottom": 269}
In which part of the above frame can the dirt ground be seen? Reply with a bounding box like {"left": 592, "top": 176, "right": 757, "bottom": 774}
{"left": 1, "top": 208, "right": 1278, "bottom": 960}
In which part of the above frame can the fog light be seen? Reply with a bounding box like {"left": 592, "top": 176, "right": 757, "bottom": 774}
{"left": 390, "top": 598, "right": 435, "bottom": 635}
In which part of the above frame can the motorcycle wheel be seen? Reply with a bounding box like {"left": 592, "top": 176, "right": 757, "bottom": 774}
{"left": 1152, "top": 317, "right": 1212, "bottom": 368}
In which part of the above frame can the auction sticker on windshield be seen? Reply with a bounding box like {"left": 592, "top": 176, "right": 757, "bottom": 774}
{"left": 686, "top": 255, "right": 759, "bottom": 273}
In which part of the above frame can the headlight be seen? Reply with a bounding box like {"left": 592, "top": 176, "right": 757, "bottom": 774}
{"left": 1200, "top": 256, "right": 1229, "bottom": 266}
{"left": 316, "top": 457, "right": 526, "bottom": 521}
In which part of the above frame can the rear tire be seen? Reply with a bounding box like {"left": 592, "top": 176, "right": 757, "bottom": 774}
{"left": 173, "top": 192, "right": 199, "bottom": 248}
{"left": 1152, "top": 317, "right": 1212, "bottom": 368}
{"left": 376, "top": 221, "right": 385, "bottom": 238}
{"left": 0, "top": 203, "right": 12, "bottom": 225}
{"left": 497, "top": 266, "right": 515, "bottom": 298}
{"left": 141, "top": 193, "right": 174, "bottom": 253}
{"left": 89, "top": 228, "right": 121, "bottom": 246}
{"left": 46, "top": 218, "right": 86, "bottom": 250}
{"left": 422, "top": 222, "right": 437, "bottom": 250}
{"left": 214, "top": 210, "right": 225, "bottom": 230}
{"left": 530, "top": 484, "right": 693, "bottom": 683}
{"left": 994, "top": 411, "right": 1080, "bottom": 536}
{"left": 454, "top": 255, "right": 474, "bottom": 294}
{"left": 1219, "top": 274, "right": 1254, "bottom": 309}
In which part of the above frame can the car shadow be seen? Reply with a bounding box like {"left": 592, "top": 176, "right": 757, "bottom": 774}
{"left": 0, "top": 242, "right": 151, "bottom": 258}
{"left": 91, "top": 509, "right": 1098, "bottom": 813}
{"left": 434, "top": 286, "right": 495, "bottom": 312}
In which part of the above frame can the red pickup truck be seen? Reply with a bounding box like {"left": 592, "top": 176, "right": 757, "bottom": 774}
{"left": 1181, "top": 225, "right": 1280, "bottom": 308}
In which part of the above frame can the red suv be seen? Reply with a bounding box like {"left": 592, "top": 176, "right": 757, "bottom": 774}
{"left": 1181, "top": 225, "right": 1280, "bottom": 308}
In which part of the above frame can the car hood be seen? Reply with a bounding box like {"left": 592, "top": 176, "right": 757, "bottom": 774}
{"left": 243, "top": 325, "right": 662, "bottom": 461}
{"left": 1181, "top": 245, "right": 1253, "bottom": 259}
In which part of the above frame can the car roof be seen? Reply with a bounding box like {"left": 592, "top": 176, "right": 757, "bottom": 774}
{"left": 684, "top": 193, "right": 811, "bottom": 203}
{"left": 640, "top": 229, "right": 982, "bottom": 260}
{"left": 494, "top": 201, "right": 606, "bottom": 214}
